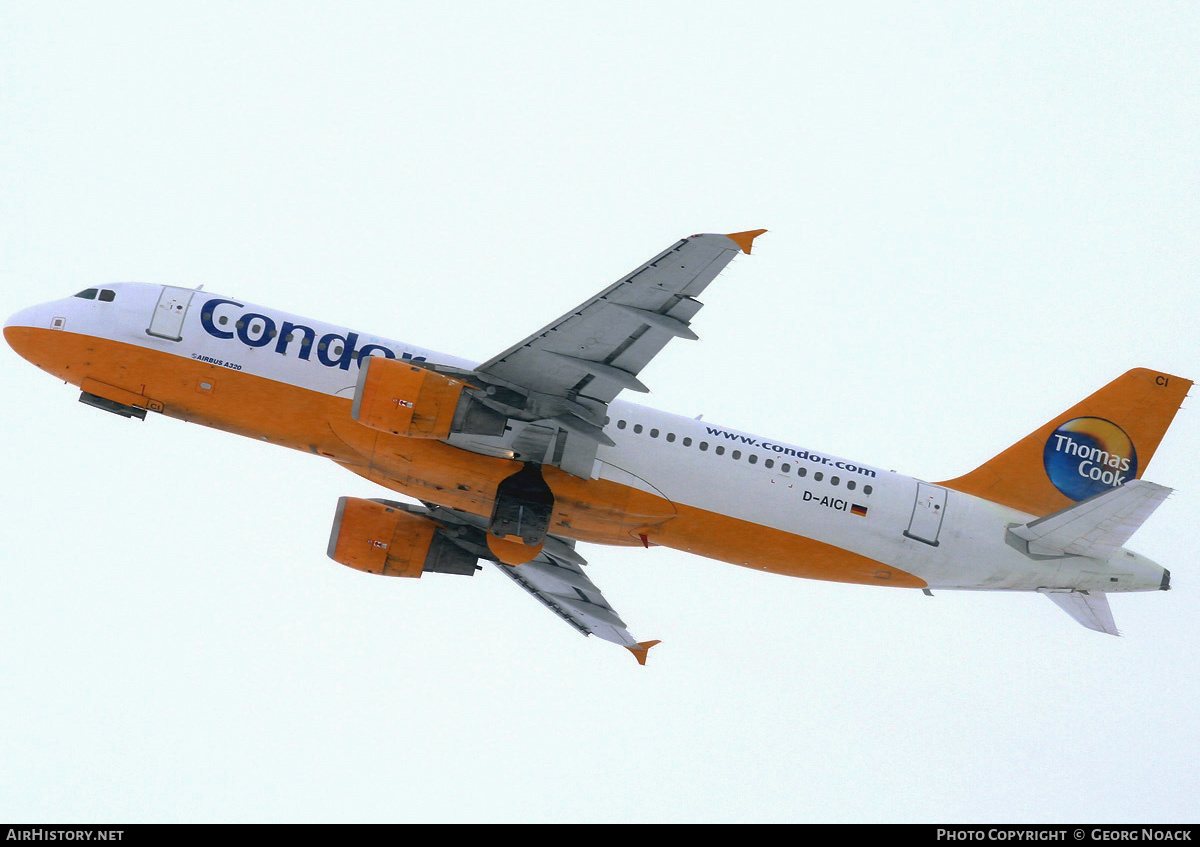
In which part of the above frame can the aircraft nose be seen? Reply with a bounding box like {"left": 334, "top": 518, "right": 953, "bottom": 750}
{"left": 5, "top": 303, "right": 54, "bottom": 362}
{"left": 6, "top": 304, "right": 39, "bottom": 330}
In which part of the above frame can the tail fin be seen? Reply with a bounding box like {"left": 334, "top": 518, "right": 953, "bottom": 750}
{"left": 939, "top": 368, "right": 1191, "bottom": 516}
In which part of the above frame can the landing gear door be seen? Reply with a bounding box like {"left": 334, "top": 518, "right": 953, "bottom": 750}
{"left": 147, "top": 286, "right": 195, "bottom": 342}
{"left": 904, "top": 483, "right": 947, "bottom": 547}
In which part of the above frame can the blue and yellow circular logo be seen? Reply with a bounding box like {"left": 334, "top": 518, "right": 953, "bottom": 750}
{"left": 1043, "top": 417, "right": 1137, "bottom": 501}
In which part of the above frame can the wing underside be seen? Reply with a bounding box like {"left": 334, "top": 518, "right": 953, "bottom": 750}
{"left": 490, "top": 551, "right": 655, "bottom": 655}
{"left": 440, "top": 231, "right": 765, "bottom": 477}
{"left": 478, "top": 231, "right": 765, "bottom": 405}
{"left": 423, "top": 504, "right": 659, "bottom": 663}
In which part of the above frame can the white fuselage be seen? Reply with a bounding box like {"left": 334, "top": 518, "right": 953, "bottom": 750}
{"left": 6, "top": 282, "right": 1169, "bottom": 596}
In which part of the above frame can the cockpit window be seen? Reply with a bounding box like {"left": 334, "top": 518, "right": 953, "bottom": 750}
{"left": 72, "top": 288, "right": 116, "bottom": 301}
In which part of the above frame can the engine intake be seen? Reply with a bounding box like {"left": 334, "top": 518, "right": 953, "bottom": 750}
{"left": 327, "top": 497, "right": 479, "bottom": 578}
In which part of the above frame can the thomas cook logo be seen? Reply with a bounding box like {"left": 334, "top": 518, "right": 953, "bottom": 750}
{"left": 1043, "top": 417, "right": 1137, "bottom": 501}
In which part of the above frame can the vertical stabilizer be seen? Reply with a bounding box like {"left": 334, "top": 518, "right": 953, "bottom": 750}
{"left": 939, "top": 369, "right": 1190, "bottom": 517}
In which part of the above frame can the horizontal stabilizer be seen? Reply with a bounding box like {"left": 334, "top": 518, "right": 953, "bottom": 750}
{"left": 1040, "top": 590, "right": 1120, "bottom": 636}
{"left": 1008, "top": 480, "right": 1172, "bottom": 560}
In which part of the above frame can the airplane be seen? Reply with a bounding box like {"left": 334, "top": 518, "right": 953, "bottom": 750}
{"left": 4, "top": 230, "right": 1190, "bottom": 663}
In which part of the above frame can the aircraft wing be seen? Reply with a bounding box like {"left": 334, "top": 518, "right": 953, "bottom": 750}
{"left": 421, "top": 503, "right": 660, "bottom": 664}
{"left": 447, "top": 231, "right": 765, "bottom": 476}
{"left": 478, "top": 230, "right": 765, "bottom": 402}
{"left": 491, "top": 544, "right": 659, "bottom": 664}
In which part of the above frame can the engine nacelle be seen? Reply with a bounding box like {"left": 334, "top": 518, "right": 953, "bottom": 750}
{"left": 327, "top": 497, "right": 479, "bottom": 578}
{"left": 351, "top": 357, "right": 508, "bottom": 441}
{"left": 352, "top": 358, "right": 468, "bottom": 439}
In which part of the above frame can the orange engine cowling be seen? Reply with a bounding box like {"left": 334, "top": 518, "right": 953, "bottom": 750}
{"left": 327, "top": 497, "right": 479, "bottom": 578}
{"left": 351, "top": 357, "right": 468, "bottom": 439}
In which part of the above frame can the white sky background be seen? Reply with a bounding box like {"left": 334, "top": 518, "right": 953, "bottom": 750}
{"left": 2, "top": 1, "right": 1198, "bottom": 824}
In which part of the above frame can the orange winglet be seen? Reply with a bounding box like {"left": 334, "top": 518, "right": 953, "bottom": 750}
{"left": 626, "top": 640, "right": 662, "bottom": 666}
{"left": 725, "top": 229, "right": 768, "bottom": 254}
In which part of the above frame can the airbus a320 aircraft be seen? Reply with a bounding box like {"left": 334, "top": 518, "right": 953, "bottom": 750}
{"left": 5, "top": 231, "right": 1190, "bottom": 662}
